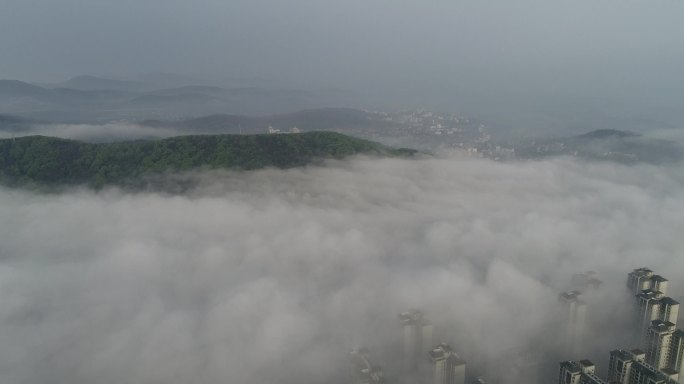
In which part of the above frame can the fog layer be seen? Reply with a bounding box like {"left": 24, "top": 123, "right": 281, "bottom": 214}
{"left": 1, "top": 156, "right": 683, "bottom": 383}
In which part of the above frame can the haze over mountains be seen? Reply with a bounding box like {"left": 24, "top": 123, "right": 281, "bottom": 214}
{"left": 2, "top": 1, "right": 684, "bottom": 383}
{"left": 0, "top": 76, "right": 356, "bottom": 122}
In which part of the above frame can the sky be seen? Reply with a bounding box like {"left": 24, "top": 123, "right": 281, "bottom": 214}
{"left": 2, "top": 0, "right": 684, "bottom": 132}
{"left": 1, "top": 0, "right": 683, "bottom": 97}
{"left": 1, "top": 155, "right": 684, "bottom": 384}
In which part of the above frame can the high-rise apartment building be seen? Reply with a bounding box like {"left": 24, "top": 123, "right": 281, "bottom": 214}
{"left": 660, "top": 298, "right": 680, "bottom": 325}
{"left": 559, "top": 350, "right": 677, "bottom": 384}
{"left": 628, "top": 268, "right": 680, "bottom": 339}
{"left": 608, "top": 349, "right": 638, "bottom": 384}
{"left": 399, "top": 310, "right": 433, "bottom": 370}
{"left": 428, "top": 343, "right": 466, "bottom": 384}
{"left": 348, "top": 348, "right": 384, "bottom": 384}
{"left": 628, "top": 268, "right": 657, "bottom": 295}
{"left": 558, "top": 359, "right": 607, "bottom": 384}
{"left": 557, "top": 269, "right": 684, "bottom": 384}
{"left": 637, "top": 290, "right": 667, "bottom": 335}
{"left": 560, "top": 290, "right": 587, "bottom": 356}
{"left": 607, "top": 349, "right": 678, "bottom": 384}
{"left": 642, "top": 320, "right": 684, "bottom": 381}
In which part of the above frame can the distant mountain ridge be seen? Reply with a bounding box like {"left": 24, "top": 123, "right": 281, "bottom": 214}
{"left": 140, "top": 108, "right": 386, "bottom": 134}
{"left": 573, "top": 129, "right": 641, "bottom": 140}
{"left": 515, "top": 129, "right": 684, "bottom": 164}
{"left": 0, "top": 78, "right": 342, "bottom": 121}
{"left": 0, "top": 114, "right": 36, "bottom": 133}
{"left": 60, "top": 75, "right": 149, "bottom": 91}
{"left": 0, "top": 131, "right": 416, "bottom": 189}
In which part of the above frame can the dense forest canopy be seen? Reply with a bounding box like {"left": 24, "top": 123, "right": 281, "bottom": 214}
{"left": 0, "top": 132, "right": 416, "bottom": 188}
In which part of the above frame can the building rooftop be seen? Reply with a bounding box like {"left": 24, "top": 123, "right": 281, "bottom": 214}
{"left": 447, "top": 354, "right": 466, "bottom": 366}
{"left": 580, "top": 359, "right": 595, "bottom": 367}
{"left": 660, "top": 297, "right": 679, "bottom": 305}
{"left": 428, "top": 343, "right": 453, "bottom": 360}
{"left": 637, "top": 290, "right": 664, "bottom": 300}
{"left": 560, "top": 290, "right": 583, "bottom": 302}
{"left": 610, "top": 349, "right": 633, "bottom": 361}
{"left": 560, "top": 361, "right": 583, "bottom": 374}
{"left": 428, "top": 343, "right": 465, "bottom": 365}
{"left": 649, "top": 320, "right": 676, "bottom": 333}
{"left": 651, "top": 275, "right": 668, "bottom": 282}
{"left": 398, "top": 309, "right": 430, "bottom": 326}
{"left": 631, "top": 267, "right": 654, "bottom": 276}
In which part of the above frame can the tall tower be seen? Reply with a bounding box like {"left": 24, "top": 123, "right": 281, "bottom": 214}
{"left": 646, "top": 320, "right": 677, "bottom": 371}
{"left": 348, "top": 348, "right": 384, "bottom": 384}
{"left": 642, "top": 320, "right": 684, "bottom": 382}
{"left": 637, "top": 290, "right": 665, "bottom": 336}
{"left": 652, "top": 275, "right": 670, "bottom": 296}
{"left": 608, "top": 349, "right": 636, "bottom": 383}
{"left": 559, "top": 291, "right": 587, "bottom": 356}
{"left": 628, "top": 268, "right": 655, "bottom": 294}
{"left": 670, "top": 330, "right": 684, "bottom": 382}
{"left": 428, "top": 343, "right": 466, "bottom": 384}
{"left": 628, "top": 269, "right": 678, "bottom": 339}
{"left": 399, "top": 310, "right": 433, "bottom": 371}
{"left": 660, "top": 298, "right": 680, "bottom": 325}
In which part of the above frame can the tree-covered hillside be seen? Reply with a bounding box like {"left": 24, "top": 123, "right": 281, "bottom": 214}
{"left": 0, "top": 132, "right": 416, "bottom": 188}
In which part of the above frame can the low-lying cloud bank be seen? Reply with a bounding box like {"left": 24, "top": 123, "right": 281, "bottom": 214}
{"left": 1, "top": 155, "right": 683, "bottom": 384}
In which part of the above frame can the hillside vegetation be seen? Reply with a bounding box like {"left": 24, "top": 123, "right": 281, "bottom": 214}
{"left": 0, "top": 132, "right": 416, "bottom": 188}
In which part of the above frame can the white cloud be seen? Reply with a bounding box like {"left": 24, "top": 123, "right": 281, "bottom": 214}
{"left": 0, "top": 155, "right": 683, "bottom": 383}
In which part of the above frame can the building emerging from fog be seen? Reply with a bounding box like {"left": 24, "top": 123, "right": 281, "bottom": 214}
{"left": 558, "top": 359, "right": 607, "bottom": 384}
{"left": 399, "top": 309, "right": 433, "bottom": 371}
{"left": 628, "top": 268, "right": 668, "bottom": 296}
{"left": 608, "top": 349, "right": 679, "bottom": 384}
{"left": 560, "top": 349, "right": 679, "bottom": 384}
{"left": 558, "top": 268, "right": 684, "bottom": 384}
{"left": 560, "top": 290, "right": 587, "bottom": 357}
{"left": 644, "top": 320, "right": 684, "bottom": 378}
{"left": 628, "top": 268, "right": 680, "bottom": 337}
{"left": 428, "top": 343, "right": 466, "bottom": 384}
{"left": 348, "top": 348, "right": 384, "bottom": 384}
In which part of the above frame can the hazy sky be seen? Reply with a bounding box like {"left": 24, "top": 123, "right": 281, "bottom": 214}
{"left": 2, "top": 0, "right": 683, "bottom": 98}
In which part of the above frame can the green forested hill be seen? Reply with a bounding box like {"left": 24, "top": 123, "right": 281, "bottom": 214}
{"left": 0, "top": 132, "right": 416, "bottom": 188}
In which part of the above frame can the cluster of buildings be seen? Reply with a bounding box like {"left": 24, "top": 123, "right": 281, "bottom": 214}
{"left": 347, "top": 268, "right": 680, "bottom": 384}
{"left": 559, "top": 268, "right": 684, "bottom": 384}
{"left": 266, "top": 125, "right": 301, "bottom": 134}
{"left": 349, "top": 309, "right": 472, "bottom": 384}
